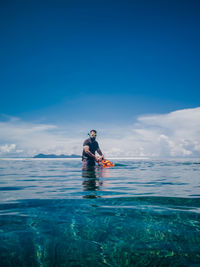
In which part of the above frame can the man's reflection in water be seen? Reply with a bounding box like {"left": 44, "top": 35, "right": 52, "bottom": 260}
{"left": 82, "top": 166, "right": 109, "bottom": 199}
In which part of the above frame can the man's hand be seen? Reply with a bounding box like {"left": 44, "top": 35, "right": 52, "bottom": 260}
{"left": 100, "top": 155, "right": 105, "bottom": 160}
{"left": 95, "top": 155, "right": 99, "bottom": 162}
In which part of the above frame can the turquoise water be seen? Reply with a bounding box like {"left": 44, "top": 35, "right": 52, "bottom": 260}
{"left": 0, "top": 158, "right": 200, "bottom": 266}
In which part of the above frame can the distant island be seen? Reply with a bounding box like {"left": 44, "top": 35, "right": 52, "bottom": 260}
{"left": 33, "top": 153, "right": 81, "bottom": 158}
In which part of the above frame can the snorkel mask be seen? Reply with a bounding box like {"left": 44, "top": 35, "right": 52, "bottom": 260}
{"left": 88, "top": 130, "right": 97, "bottom": 140}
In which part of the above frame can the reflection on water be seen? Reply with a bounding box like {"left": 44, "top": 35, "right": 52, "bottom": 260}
{"left": 82, "top": 166, "right": 110, "bottom": 198}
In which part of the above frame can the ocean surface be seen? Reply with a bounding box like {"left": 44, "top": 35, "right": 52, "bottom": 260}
{"left": 0, "top": 158, "right": 200, "bottom": 267}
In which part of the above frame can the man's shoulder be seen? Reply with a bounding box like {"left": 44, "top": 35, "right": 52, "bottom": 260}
{"left": 83, "top": 138, "right": 91, "bottom": 145}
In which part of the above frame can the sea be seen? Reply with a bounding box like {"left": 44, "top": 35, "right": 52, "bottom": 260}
{"left": 0, "top": 158, "right": 200, "bottom": 267}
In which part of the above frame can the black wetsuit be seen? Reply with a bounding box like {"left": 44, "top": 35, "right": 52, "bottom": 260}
{"left": 82, "top": 138, "right": 99, "bottom": 167}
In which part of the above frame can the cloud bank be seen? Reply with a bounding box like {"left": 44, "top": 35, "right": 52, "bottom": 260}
{"left": 0, "top": 119, "right": 83, "bottom": 157}
{"left": 0, "top": 107, "right": 200, "bottom": 158}
{"left": 102, "top": 107, "right": 200, "bottom": 158}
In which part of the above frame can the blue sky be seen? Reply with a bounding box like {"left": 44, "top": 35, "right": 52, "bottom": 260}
{"left": 0, "top": 0, "right": 200, "bottom": 157}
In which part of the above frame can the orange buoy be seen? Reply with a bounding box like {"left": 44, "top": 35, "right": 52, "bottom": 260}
{"left": 101, "top": 159, "right": 115, "bottom": 167}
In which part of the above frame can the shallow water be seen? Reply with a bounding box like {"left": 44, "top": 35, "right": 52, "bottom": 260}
{"left": 0, "top": 158, "right": 200, "bottom": 266}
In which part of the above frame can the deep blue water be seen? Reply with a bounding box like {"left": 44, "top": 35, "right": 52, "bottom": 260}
{"left": 0, "top": 158, "right": 200, "bottom": 266}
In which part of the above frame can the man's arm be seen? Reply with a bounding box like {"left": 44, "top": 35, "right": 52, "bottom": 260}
{"left": 97, "top": 148, "right": 104, "bottom": 160}
{"left": 84, "top": 146, "right": 99, "bottom": 161}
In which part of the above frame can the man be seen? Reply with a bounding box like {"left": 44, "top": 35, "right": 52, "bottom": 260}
{"left": 82, "top": 130, "right": 104, "bottom": 169}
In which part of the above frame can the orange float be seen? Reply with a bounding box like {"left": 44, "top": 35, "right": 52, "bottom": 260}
{"left": 101, "top": 159, "right": 115, "bottom": 167}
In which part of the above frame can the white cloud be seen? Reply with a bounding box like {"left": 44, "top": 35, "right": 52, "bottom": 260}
{"left": 0, "top": 144, "right": 16, "bottom": 153}
{"left": 0, "top": 107, "right": 200, "bottom": 158}
{"left": 0, "top": 119, "right": 82, "bottom": 157}
{"left": 101, "top": 107, "right": 200, "bottom": 158}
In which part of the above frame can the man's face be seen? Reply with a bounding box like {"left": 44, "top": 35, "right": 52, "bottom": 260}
{"left": 90, "top": 131, "right": 97, "bottom": 138}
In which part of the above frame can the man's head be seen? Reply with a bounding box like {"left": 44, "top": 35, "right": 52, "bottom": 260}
{"left": 89, "top": 130, "right": 97, "bottom": 140}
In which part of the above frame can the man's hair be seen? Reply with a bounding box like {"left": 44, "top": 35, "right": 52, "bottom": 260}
{"left": 90, "top": 129, "right": 97, "bottom": 133}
